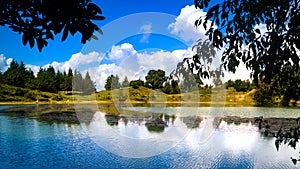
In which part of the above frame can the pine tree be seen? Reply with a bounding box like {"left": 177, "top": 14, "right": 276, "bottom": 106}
{"left": 83, "top": 72, "right": 95, "bottom": 94}
{"left": 60, "top": 70, "right": 72, "bottom": 91}
{"left": 36, "top": 66, "right": 57, "bottom": 92}
{"left": 73, "top": 70, "right": 84, "bottom": 92}
{"left": 105, "top": 74, "right": 121, "bottom": 90}
{"left": 105, "top": 75, "right": 113, "bottom": 90}
{"left": 3, "top": 60, "right": 21, "bottom": 86}
{"left": 67, "top": 68, "right": 73, "bottom": 77}
{"left": 122, "top": 76, "right": 129, "bottom": 87}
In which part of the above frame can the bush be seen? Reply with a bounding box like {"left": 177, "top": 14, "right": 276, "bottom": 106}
{"left": 225, "top": 79, "right": 254, "bottom": 92}
{"left": 52, "top": 94, "right": 64, "bottom": 101}
{"left": 253, "top": 84, "right": 275, "bottom": 106}
{"left": 15, "top": 88, "right": 27, "bottom": 96}
{"left": 24, "top": 91, "right": 37, "bottom": 101}
{"left": 130, "top": 80, "right": 144, "bottom": 89}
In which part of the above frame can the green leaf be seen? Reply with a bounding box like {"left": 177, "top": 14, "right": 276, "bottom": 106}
{"left": 195, "top": 20, "right": 199, "bottom": 27}
{"left": 97, "top": 29, "right": 104, "bottom": 35}
{"left": 221, "top": 12, "right": 228, "bottom": 19}
{"left": 22, "top": 32, "right": 28, "bottom": 46}
{"left": 203, "top": 20, "right": 207, "bottom": 30}
{"left": 87, "top": 3, "right": 102, "bottom": 14}
{"left": 237, "top": 52, "right": 242, "bottom": 59}
{"left": 69, "top": 24, "right": 77, "bottom": 36}
{"left": 216, "top": 17, "right": 219, "bottom": 26}
{"left": 46, "top": 31, "right": 54, "bottom": 40}
{"left": 255, "top": 28, "right": 261, "bottom": 34}
{"left": 291, "top": 158, "right": 297, "bottom": 165}
{"left": 37, "top": 38, "right": 43, "bottom": 52}
{"left": 221, "top": 20, "right": 226, "bottom": 27}
{"left": 92, "top": 16, "right": 105, "bottom": 20}
{"left": 206, "top": 10, "right": 213, "bottom": 20}
{"left": 194, "top": 0, "right": 199, "bottom": 9}
{"left": 91, "top": 35, "right": 98, "bottom": 40}
{"left": 55, "top": 23, "right": 65, "bottom": 35}
{"left": 204, "top": 0, "right": 208, "bottom": 7}
{"left": 29, "top": 36, "right": 35, "bottom": 48}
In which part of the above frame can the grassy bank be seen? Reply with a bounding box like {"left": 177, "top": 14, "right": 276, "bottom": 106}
{"left": 95, "top": 86, "right": 256, "bottom": 106}
{"left": 0, "top": 84, "right": 262, "bottom": 106}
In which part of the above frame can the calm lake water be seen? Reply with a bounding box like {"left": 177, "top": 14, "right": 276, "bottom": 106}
{"left": 0, "top": 105, "right": 299, "bottom": 168}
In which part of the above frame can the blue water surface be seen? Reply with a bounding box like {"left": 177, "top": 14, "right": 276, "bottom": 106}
{"left": 0, "top": 106, "right": 299, "bottom": 169}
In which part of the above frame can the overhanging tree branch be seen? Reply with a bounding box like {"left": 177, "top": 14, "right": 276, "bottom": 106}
{"left": 0, "top": 0, "right": 105, "bottom": 52}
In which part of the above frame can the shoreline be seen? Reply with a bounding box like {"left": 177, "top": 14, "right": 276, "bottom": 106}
{"left": 0, "top": 100, "right": 297, "bottom": 107}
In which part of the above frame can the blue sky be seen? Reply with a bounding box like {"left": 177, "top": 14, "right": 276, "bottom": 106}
{"left": 0, "top": 0, "right": 195, "bottom": 65}
{"left": 0, "top": 0, "right": 251, "bottom": 90}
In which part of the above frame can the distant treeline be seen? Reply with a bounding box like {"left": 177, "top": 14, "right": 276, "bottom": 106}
{"left": 225, "top": 79, "right": 255, "bottom": 92}
{"left": 105, "top": 69, "right": 255, "bottom": 94}
{"left": 0, "top": 60, "right": 95, "bottom": 94}
{"left": 105, "top": 67, "right": 300, "bottom": 106}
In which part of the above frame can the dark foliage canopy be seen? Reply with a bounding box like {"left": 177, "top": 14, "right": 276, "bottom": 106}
{"left": 0, "top": 0, "right": 105, "bottom": 51}
{"left": 145, "top": 69, "right": 167, "bottom": 89}
{"left": 1, "top": 60, "right": 95, "bottom": 94}
{"left": 190, "top": 0, "right": 299, "bottom": 85}
{"left": 129, "top": 79, "right": 145, "bottom": 89}
{"left": 192, "top": 0, "right": 300, "bottom": 163}
{"left": 105, "top": 75, "right": 121, "bottom": 90}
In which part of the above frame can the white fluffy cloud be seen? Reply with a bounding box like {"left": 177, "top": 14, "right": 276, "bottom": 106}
{"left": 168, "top": 5, "right": 251, "bottom": 84}
{"left": 137, "top": 50, "right": 181, "bottom": 74}
{"left": 224, "top": 63, "right": 251, "bottom": 82}
{"left": 25, "top": 51, "right": 105, "bottom": 87}
{"left": 21, "top": 44, "right": 135, "bottom": 90}
{"left": 17, "top": 5, "right": 251, "bottom": 91}
{"left": 21, "top": 43, "right": 181, "bottom": 90}
{"left": 0, "top": 54, "right": 13, "bottom": 72}
{"left": 108, "top": 43, "right": 137, "bottom": 60}
{"left": 113, "top": 49, "right": 184, "bottom": 84}
{"left": 45, "top": 51, "right": 104, "bottom": 73}
{"left": 171, "top": 48, "right": 195, "bottom": 61}
{"left": 85, "top": 63, "right": 118, "bottom": 91}
{"left": 168, "top": 5, "right": 208, "bottom": 42}
{"left": 25, "top": 64, "right": 40, "bottom": 76}
{"left": 85, "top": 45, "right": 197, "bottom": 90}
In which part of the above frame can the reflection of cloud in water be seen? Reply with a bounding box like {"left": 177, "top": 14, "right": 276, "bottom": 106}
{"left": 79, "top": 107, "right": 300, "bottom": 160}
{"left": 218, "top": 121, "right": 259, "bottom": 153}
{"left": 119, "top": 120, "right": 152, "bottom": 139}
{"left": 82, "top": 111, "right": 191, "bottom": 158}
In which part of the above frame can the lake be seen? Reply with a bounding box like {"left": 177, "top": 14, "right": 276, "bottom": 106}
{"left": 0, "top": 104, "right": 299, "bottom": 168}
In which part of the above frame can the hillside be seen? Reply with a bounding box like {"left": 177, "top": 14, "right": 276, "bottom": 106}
{"left": 0, "top": 84, "right": 73, "bottom": 103}
{"left": 0, "top": 84, "right": 256, "bottom": 106}
{"left": 96, "top": 86, "right": 256, "bottom": 106}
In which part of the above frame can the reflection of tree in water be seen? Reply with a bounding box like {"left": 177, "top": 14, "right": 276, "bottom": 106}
{"left": 1, "top": 104, "right": 98, "bottom": 123}
{"left": 164, "top": 114, "right": 176, "bottom": 125}
{"left": 181, "top": 116, "right": 203, "bottom": 129}
{"left": 126, "top": 116, "right": 147, "bottom": 125}
{"left": 103, "top": 113, "right": 177, "bottom": 133}
{"left": 104, "top": 114, "right": 120, "bottom": 126}
{"left": 145, "top": 115, "right": 168, "bottom": 133}
{"left": 212, "top": 117, "right": 222, "bottom": 129}
{"left": 76, "top": 108, "right": 96, "bottom": 123}
{"left": 120, "top": 116, "right": 128, "bottom": 126}
{"left": 214, "top": 117, "right": 253, "bottom": 128}
{"left": 210, "top": 115, "right": 300, "bottom": 165}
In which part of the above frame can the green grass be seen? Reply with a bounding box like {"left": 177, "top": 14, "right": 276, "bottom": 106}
{"left": 0, "top": 84, "right": 73, "bottom": 103}
{"left": 95, "top": 86, "right": 256, "bottom": 106}
{"left": 96, "top": 86, "right": 151, "bottom": 103}
{"left": 0, "top": 84, "right": 256, "bottom": 106}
